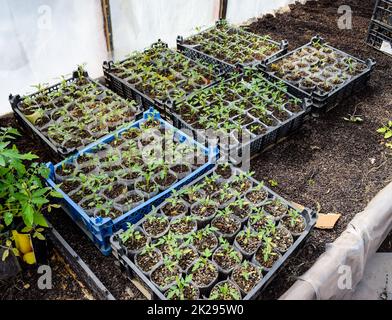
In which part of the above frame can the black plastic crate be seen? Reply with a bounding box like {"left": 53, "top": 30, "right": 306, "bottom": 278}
{"left": 372, "top": 0, "right": 392, "bottom": 27}
{"left": 367, "top": 20, "right": 392, "bottom": 57}
{"left": 110, "top": 165, "right": 317, "bottom": 300}
{"left": 177, "top": 20, "right": 288, "bottom": 75}
{"left": 103, "top": 40, "right": 223, "bottom": 120}
{"left": 266, "top": 36, "right": 376, "bottom": 113}
{"left": 168, "top": 68, "right": 311, "bottom": 165}
{"left": 9, "top": 69, "right": 143, "bottom": 162}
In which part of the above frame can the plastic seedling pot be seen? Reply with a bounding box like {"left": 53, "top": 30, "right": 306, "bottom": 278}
{"left": 159, "top": 200, "right": 189, "bottom": 221}
{"left": 142, "top": 215, "right": 170, "bottom": 240}
{"left": 273, "top": 226, "right": 294, "bottom": 254}
{"left": 212, "top": 246, "right": 243, "bottom": 278}
{"left": 209, "top": 280, "right": 242, "bottom": 300}
{"left": 211, "top": 214, "right": 242, "bottom": 243}
{"left": 230, "top": 262, "right": 263, "bottom": 297}
{"left": 150, "top": 262, "right": 182, "bottom": 293}
{"left": 134, "top": 248, "right": 163, "bottom": 277}
{"left": 117, "top": 227, "right": 150, "bottom": 259}
{"left": 188, "top": 259, "right": 219, "bottom": 296}
{"left": 233, "top": 231, "right": 262, "bottom": 260}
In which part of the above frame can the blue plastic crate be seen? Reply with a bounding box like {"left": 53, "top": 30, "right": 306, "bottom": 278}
{"left": 46, "top": 108, "right": 218, "bottom": 255}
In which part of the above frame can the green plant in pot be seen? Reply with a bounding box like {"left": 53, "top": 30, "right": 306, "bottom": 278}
{"left": 0, "top": 127, "right": 62, "bottom": 269}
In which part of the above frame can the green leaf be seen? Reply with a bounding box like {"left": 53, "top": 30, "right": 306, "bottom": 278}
{"left": 32, "top": 188, "right": 49, "bottom": 198}
{"left": 34, "top": 212, "right": 48, "bottom": 227}
{"left": 50, "top": 190, "right": 63, "bottom": 198}
{"left": 34, "top": 231, "right": 46, "bottom": 241}
{"left": 0, "top": 155, "right": 5, "bottom": 167}
{"left": 377, "top": 127, "right": 387, "bottom": 133}
{"left": 22, "top": 204, "right": 34, "bottom": 227}
{"left": 2, "top": 249, "right": 9, "bottom": 261}
{"left": 385, "top": 131, "right": 392, "bottom": 139}
{"left": 4, "top": 211, "right": 13, "bottom": 226}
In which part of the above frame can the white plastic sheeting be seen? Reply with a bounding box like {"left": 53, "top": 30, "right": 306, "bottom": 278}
{"left": 109, "top": 0, "right": 220, "bottom": 60}
{"left": 0, "top": 0, "right": 107, "bottom": 115}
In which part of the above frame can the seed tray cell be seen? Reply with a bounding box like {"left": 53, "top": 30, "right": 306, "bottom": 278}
{"left": 110, "top": 164, "right": 317, "bottom": 300}
{"left": 177, "top": 20, "right": 288, "bottom": 74}
{"left": 266, "top": 36, "right": 376, "bottom": 113}
{"left": 103, "top": 40, "right": 222, "bottom": 118}
{"left": 9, "top": 69, "right": 143, "bottom": 162}
{"left": 372, "top": 0, "right": 392, "bottom": 28}
{"left": 46, "top": 109, "right": 217, "bottom": 255}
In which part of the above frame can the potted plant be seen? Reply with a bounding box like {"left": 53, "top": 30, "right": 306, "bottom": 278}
{"left": 188, "top": 249, "right": 219, "bottom": 294}
{"left": 150, "top": 257, "right": 181, "bottom": 292}
{"left": 170, "top": 216, "right": 197, "bottom": 237}
{"left": 134, "top": 243, "right": 162, "bottom": 276}
{"left": 253, "top": 237, "right": 281, "bottom": 272}
{"left": 0, "top": 127, "right": 62, "bottom": 271}
{"left": 191, "top": 197, "right": 218, "bottom": 228}
{"left": 212, "top": 238, "right": 242, "bottom": 276}
{"left": 209, "top": 280, "right": 242, "bottom": 300}
{"left": 186, "top": 226, "right": 219, "bottom": 254}
{"left": 245, "top": 183, "right": 269, "bottom": 207}
{"left": 281, "top": 209, "right": 306, "bottom": 236}
{"left": 211, "top": 208, "right": 241, "bottom": 242}
{"left": 263, "top": 198, "right": 288, "bottom": 221}
{"left": 119, "top": 224, "right": 149, "bottom": 257}
{"left": 160, "top": 192, "right": 189, "bottom": 219}
{"left": 142, "top": 214, "right": 170, "bottom": 239}
{"left": 234, "top": 228, "right": 263, "bottom": 260}
{"left": 165, "top": 275, "right": 200, "bottom": 300}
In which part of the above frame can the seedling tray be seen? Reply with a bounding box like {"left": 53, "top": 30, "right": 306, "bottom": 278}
{"left": 103, "top": 40, "right": 222, "bottom": 119}
{"left": 367, "top": 20, "right": 392, "bottom": 57}
{"left": 168, "top": 68, "right": 311, "bottom": 165}
{"left": 266, "top": 36, "right": 376, "bottom": 113}
{"left": 46, "top": 109, "right": 217, "bottom": 255}
{"left": 372, "top": 0, "right": 392, "bottom": 28}
{"left": 9, "top": 69, "right": 143, "bottom": 162}
{"left": 177, "top": 20, "right": 288, "bottom": 74}
{"left": 110, "top": 165, "right": 317, "bottom": 300}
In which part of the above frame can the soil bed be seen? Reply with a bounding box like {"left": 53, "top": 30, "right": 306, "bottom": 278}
{"left": 248, "top": 0, "right": 392, "bottom": 299}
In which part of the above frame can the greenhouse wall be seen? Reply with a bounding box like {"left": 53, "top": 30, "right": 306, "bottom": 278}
{"left": 0, "top": 0, "right": 303, "bottom": 116}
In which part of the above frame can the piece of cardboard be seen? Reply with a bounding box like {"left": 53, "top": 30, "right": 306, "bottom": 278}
{"left": 315, "top": 213, "right": 341, "bottom": 229}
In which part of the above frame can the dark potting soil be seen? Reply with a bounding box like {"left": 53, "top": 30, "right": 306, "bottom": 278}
{"left": 247, "top": 0, "right": 392, "bottom": 299}
{"left": 1, "top": 0, "right": 391, "bottom": 300}
{"left": 0, "top": 249, "right": 94, "bottom": 300}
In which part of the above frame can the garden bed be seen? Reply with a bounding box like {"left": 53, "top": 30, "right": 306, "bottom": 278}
{"left": 171, "top": 68, "right": 310, "bottom": 164}
{"left": 103, "top": 40, "right": 221, "bottom": 117}
{"left": 45, "top": 109, "right": 216, "bottom": 255}
{"left": 0, "top": 0, "right": 391, "bottom": 301}
{"left": 177, "top": 20, "right": 288, "bottom": 74}
{"left": 9, "top": 68, "right": 142, "bottom": 161}
{"left": 266, "top": 36, "right": 375, "bottom": 113}
{"left": 110, "top": 165, "right": 316, "bottom": 300}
